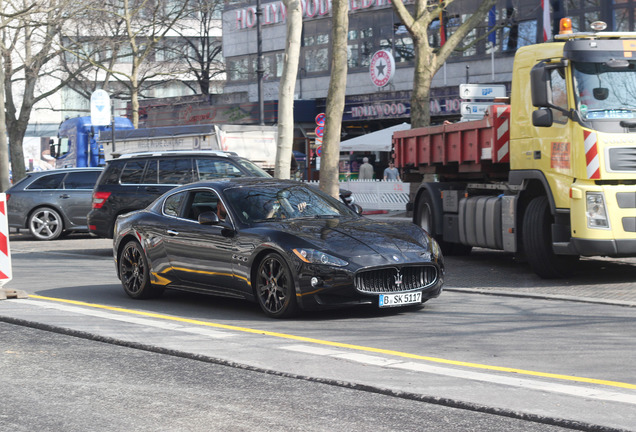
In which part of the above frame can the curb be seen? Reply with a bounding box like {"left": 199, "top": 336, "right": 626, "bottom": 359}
{"left": 445, "top": 287, "right": 636, "bottom": 308}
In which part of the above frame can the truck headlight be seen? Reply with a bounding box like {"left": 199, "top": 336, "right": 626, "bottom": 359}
{"left": 586, "top": 192, "right": 609, "bottom": 229}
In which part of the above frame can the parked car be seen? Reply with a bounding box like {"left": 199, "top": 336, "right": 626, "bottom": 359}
{"left": 113, "top": 178, "right": 444, "bottom": 318}
{"left": 87, "top": 150, "right": 271, "bottom": 239}
{"left": 5, "top": 167, "right": 103, "bottom": 240}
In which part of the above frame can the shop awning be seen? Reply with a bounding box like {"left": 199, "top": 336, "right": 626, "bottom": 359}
{"left": 339, "top": 123, "right": 410, "bottom": 152}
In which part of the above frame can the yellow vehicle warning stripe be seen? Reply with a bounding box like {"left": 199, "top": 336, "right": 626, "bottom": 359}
{"left": 29, "top": 294, "right": 636, "bottom": 390}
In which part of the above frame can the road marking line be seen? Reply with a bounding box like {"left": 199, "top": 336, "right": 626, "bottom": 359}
{"left": 21, "top": 299, "right": 232, "bottom": 339}
{"left": 282, "top": 344, "right": 636, "bottom": 404}
{"left": 25, "top": 295, "right": 636, "bottom": 391}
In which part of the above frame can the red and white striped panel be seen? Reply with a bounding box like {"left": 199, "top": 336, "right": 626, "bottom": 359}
{"left": 494, "top": 106, "right": 510, "bottom": 163}
{"left": 0, "top": 193, "right": 12, "bottom": 286}
{"left": 584, "top": 130, "right": 600, "bottom": 179}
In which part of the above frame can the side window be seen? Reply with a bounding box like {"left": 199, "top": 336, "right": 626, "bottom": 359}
{"left": 196, "top": 158, "right": 243, "bottom": 180}
{"left": 185, "top": 190, "right": 220, "bottom": 221}
{"left": 158, "top": 158, "right": 194, "bottom": 184}
{"left": 120, "top": 160, "right": 147, "bottom": 184}
{"left": 550, "top": 68, "right": 569, "bottom": 124}
{"left": 27, "top": 173, "right": 66, "bottom": 190}
{"left": 142, "top": 160, "right": 158, "bottom": 184}
{"left": 63, "top": 171, "right": 101, "bottom": 189}
{"left": 163, "top": 191, "right": 187, "bottom": 217}
{"left": 101, "top": 163, "right": 123, "bottom": 185}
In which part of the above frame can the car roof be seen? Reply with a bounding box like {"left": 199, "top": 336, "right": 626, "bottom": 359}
{"left": 114, "top": 150, "right": 240, "bottom": 160}
{"left": 176, "top": 177, "right": 303, "bottom": 192}
{"left": 26, "top": 167, "right": 102, "bottom": 176}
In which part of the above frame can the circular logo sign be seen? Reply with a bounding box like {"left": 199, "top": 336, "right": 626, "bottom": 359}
{"left": 369, "top": 50, "right": 395, "bottom": 88}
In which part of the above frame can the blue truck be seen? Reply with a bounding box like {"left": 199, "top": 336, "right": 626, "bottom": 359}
{"left": 50, "top": 116, "right": 134, "bottom": 168}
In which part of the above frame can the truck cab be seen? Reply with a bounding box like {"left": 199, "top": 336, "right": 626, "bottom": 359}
{"left": 50, "top": 116, "right": 134, "bottom": 168}
{"left": 394, "top": 21, "right": 636, "bottom": 278}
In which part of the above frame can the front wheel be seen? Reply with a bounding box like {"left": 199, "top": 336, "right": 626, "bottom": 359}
{"left": 255, "top": 253, "right": 298, "bottom": 318}
{"left": 119, "top": 240, "right": 164, "bottom": 299}
{"left": 28, "top": 207, "right": 63, "bottom": 241}
{"left": 522, "top": 196, "right": 578, "bottom": 278}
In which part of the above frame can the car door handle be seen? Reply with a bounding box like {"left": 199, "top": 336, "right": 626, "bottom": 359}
{"left": 145, "top": 187, "right": 162, "bottom": 193}
{"left": 167, "top": 229, "right": 179, "bottom": 236}
{"left": 59, "top": 194, "right": 70, "bottom": 199}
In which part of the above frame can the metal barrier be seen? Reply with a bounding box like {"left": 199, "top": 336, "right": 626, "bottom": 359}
{"left": 305, "top": 179, "right": 409, "bottom": 211}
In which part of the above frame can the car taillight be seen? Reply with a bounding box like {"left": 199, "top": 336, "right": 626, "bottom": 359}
{"left": 92, "top": 191, "right": 111, "bottom": 209}
{"left": 5, "top": 194, "right": 9, "bottom": 202}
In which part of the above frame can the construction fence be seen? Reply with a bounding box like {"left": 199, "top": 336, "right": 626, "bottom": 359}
{"left": 305, "top": 179, "right": 409, "bottom": 212}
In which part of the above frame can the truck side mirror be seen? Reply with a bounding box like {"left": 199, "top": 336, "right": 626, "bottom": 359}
{"left": 531, "top": 64, "right": 551, "bottom": 107}
{"left": 49, "top": 138, "right": 58, "bottom": 158}
{"left": 532, "top": 108, "right": 554, "bottom": 127}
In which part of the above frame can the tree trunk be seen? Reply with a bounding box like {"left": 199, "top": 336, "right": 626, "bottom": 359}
{"left": 275, "top": 0, "right": 302, "bottom": 180}
{"left": 0, "top": 53, "right": 9, "bottom": 190}
{"left": 410, "top": 35, "right": 436, "bottom": 128}
{"left": 319, "top": 0, "right": 348, "bottom": 198}
{"left": 392, "top": 0, "right": 498, "bottom": 128}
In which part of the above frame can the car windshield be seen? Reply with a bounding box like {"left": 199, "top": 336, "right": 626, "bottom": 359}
{"left": 237, "top": 159, "right": 271, "bottom": 177}
{"left": 224, "top": 184, "right": 358, "bottom": 224}
{"left": 573, "top": 60, "right": 636, "bottom": 120}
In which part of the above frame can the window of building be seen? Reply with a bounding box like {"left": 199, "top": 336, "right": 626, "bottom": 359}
{"left": 228, "top": 57, "right": 249, "bottom": 81}
{"left": 302, "top": 20, "right": 330, "bottom": 74}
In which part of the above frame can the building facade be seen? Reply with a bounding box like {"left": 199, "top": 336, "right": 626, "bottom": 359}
{"left": 220, "top": 0, "right": 634, "bottom": 127}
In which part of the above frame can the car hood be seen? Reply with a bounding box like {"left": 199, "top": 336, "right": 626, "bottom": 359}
{"left": 269, "top": 217, "right": 435, "bottom": 267}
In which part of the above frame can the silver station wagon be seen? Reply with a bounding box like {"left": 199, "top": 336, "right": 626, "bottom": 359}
{"left": 5, "top": 167, "right": 102, "bottom": 240}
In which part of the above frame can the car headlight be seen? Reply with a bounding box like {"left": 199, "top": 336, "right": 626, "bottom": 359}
{"left": 431, "top": 238, "right": 441, "bottom": 259}
{"left": 586, "top": 192, "right": 609, "bottom": 229}
{"left": 292, "top": 248, "right": 348, "bottom": 267}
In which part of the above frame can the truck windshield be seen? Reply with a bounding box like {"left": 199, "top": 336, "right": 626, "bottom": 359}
{"left": 573, "top": 61, "right": 636, "bottom": 120}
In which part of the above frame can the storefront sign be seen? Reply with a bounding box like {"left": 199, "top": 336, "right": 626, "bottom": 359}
{"left": 233, "top": 0, "right": 393, "bottom": 30}
{"left": 369, "top": 50, "right": 395, "bottom": 88}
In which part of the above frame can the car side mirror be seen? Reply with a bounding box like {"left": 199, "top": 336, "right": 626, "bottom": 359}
{"left": 532, "top": 108, "right": 554, "bottom": 127}
{"left": 352, "top": 203, "right": 363, "bottom": 215}
{"left": 198, "top": 211, "right": 220, "bottom": 225}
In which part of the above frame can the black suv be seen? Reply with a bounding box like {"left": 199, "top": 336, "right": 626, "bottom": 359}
{"left": 87, "top": 150, "right": 270, "bottom": 238}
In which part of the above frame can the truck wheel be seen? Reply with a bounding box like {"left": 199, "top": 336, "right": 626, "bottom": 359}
{"left": 522, "top": 196, "right": 578, "bottom": 278}
{"left": 417, "top": 192, "right": 471, "bottom": 256}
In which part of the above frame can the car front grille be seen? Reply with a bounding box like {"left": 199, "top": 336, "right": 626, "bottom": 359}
{"left": 355, "top": 266, "right": 438, "bottom": 294}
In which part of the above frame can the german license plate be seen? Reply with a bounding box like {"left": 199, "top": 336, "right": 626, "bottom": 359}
{"left": 379, "top": 291, "right": 422, "bottom": 308}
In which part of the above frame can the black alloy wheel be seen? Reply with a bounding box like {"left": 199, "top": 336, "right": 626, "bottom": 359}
{"left": 255, "top": 253, "right": 298, "bottom": 318}
{"left": 119, "top": 240, "right": 163, "bottom": 299}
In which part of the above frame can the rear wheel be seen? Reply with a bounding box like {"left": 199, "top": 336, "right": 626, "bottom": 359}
{"left": 522, "top": 196, "right": 578, "bottom": 278}
{"left": 416, "top": 192, "right": 471, "bottom": 256}
{"left": 255, "top": 253, "right": 298, "bottom": 318}
{"left": 119, "top": 240, "right": 164, "bottom": 299}
{"left": 28, "top": 207, "right": 63, "bottom": 241}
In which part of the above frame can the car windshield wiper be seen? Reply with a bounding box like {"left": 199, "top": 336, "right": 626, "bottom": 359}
{"left": 294, "top": 214, "right": 341, "bottom": 220}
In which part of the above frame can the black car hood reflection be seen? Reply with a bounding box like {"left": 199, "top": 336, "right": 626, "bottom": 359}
{"left": 259, "top": 217, "right": 432, "bottom": 266}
